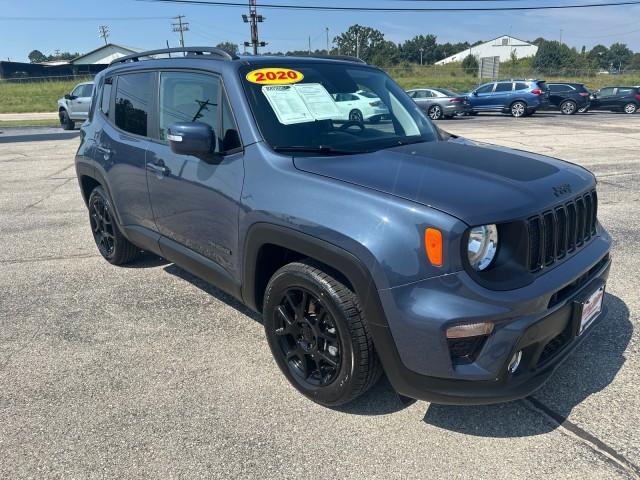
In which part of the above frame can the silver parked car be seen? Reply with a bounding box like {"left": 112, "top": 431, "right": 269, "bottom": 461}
{"left": 406, "top": 88, "right": 472, "bottom": 120}
{"left": 57, "top": 81, "right": 94, "bottom": 130}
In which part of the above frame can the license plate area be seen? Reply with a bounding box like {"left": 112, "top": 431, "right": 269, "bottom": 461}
{"left": 573, "top": 280, "right": 605, "bottom": 336}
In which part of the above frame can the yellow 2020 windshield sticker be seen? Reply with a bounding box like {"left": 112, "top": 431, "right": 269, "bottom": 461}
{"left": 246, "top": 68, "right": 304, "bottom": 85}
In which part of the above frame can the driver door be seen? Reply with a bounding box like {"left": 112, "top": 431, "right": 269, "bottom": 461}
{"left": 68, "top": 83, "right": 93, "bottom": 120}
{"left": 471, "top": 83, "right": 495, "bottom": 111}
{"left": 146, "top": 71, "right": 244, "bottom": 278}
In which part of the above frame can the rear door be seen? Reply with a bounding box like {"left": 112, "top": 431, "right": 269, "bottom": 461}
{"left": 491, "top": 82, "right": 514, "bottom": 109}
{"left": 95, "top": 72, "right": 156, "bottom": 231}
{"left": 146, "top": 70, "right": 244, "bottom": 279}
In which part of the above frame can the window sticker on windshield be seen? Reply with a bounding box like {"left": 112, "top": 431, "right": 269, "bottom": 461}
{"left": 246, "top": 68, "right": 304, "bottom": 85}
{"left": 261, "top": 83, "right": 341, "bottom": 125}
{"left": 294, "top": 83, "right": 341, "bottom": 120}
{"left": 261, "top": 85, "right": 315, "bottom": 124}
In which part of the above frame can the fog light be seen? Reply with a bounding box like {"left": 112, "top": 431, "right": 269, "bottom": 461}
{"left": 508, "top": 351, "right": 523, "bottom": 374}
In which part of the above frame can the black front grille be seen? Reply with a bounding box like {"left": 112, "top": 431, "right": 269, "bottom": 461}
{"left": 527, "top": 190, "right": 598, "bottom": 272}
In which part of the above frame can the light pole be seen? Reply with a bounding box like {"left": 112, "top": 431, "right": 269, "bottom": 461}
{"left": 419, "top": 47, "right": 424, "bottom": 66}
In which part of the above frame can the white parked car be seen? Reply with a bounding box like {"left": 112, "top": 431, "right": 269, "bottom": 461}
{"left": 57, "top": 81, "right": 94, "bottom": 130}
{"left": 332, "top": 90, "right": 389, "bottom": 123}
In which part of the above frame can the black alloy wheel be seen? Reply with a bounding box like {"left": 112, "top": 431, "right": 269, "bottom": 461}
{"left": 90, "top": 192, "right": 116, "bottom": 258}
{"left": 87, "top": 186, "right": 140, "bottom": 265}
{"left": 349, "top": 109, "right": 364, "bottom": 123}
{"left": 263, "top": 261, "right": 382, "bottom": 406}
{"left": 274, "top": 287, "right": 341, "bottom": 387}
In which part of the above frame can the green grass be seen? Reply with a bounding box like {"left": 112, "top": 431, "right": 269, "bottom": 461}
{"left": 0, "top": 119, "right": 60, "bottom": 127}
{"left": 0, "top": 78, "right": 89, "bottom": 114}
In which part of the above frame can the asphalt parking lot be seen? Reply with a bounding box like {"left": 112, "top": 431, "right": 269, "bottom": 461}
{"left": 1, "top": 112, "right": 639, "bottom": 479}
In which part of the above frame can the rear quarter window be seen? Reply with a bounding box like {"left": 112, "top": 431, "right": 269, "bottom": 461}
{"left": 114, "top": 72, "right": 153, "bottom": 137}
{"left": 515, "top": 82, "right": 529, "bottom": 91}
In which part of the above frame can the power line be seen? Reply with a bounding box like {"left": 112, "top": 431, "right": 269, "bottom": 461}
{"left": 139, "top": 0, "right": 640, "bottom": 12}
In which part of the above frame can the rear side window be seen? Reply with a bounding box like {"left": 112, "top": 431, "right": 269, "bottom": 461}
{"left": 617, "top": 88, "right": 633, "bottom": 95}
{"left": 114, "top": 72, "right": 152, "bottom": 136}
{"left": 515, "top": 82, "right": 529, "bottom": 91}
{"left": 100, "top": 81, "right": 112, "bottom": 116}
{"left": 495, "top": 83, "right": 513, "bottom": 93}
{"left": 159, "top": 71, "right": 220, "bottom": 143}
{"left": 548, "top": 84, "right": 570, "bottom": 93}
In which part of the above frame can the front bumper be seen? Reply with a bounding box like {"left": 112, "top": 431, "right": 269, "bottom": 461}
{"left": 370, "top": 231, "right": 611, "bottom": 404}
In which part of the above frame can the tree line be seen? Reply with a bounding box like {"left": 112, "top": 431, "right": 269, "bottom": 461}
{"left": 216, "top": 24, "right": 640, "bottom": 73}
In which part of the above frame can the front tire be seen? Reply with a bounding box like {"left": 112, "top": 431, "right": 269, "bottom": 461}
{"left": 510, "top": 101, "right": 527, "bottom": 118}
{"left": 88, "top": 186, "right": 140, "bottom": 265}
{"left": 59, "top": 109, "right": 74, "bottom": 130}
{"left": 263, "top": 261, "right": 382, "bottom": 407}
{"left": 624, "top": 103, "right": 638, "bottom": 114}
{"left": 560, "top": 100, "right": 577, "bottom": 115}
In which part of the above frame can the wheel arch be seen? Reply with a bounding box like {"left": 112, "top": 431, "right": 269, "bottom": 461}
{"left": 243, "top": 223, "right": 376, "bottom": 319}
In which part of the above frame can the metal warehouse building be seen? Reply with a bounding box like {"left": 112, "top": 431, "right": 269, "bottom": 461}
{"left": 435, "top": 35, "right": 538, "bottom": 65}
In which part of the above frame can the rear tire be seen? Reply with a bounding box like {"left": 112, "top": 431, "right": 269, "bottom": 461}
{"left": 560, "top": 100, "right": 577, "bottom": 115}
{"left": 428, "top": 104, "right": 444, "bottom": 120}
{"left": 510, "top": 101, "right": 527, "bottom": 118}
{"left": 88, "top": 186, "right": 140, "bottom": 265}
{"left": 624, "top": 103, "right": 637, "bottom": 114}
{"left": 348, "top": 109, "right": 364, "bottom": 123}
{"left": 59, "top": 110, "right": 74, "bottom": 130}
{"left": 263, "top": 260, "right": 382, "bottom": 407}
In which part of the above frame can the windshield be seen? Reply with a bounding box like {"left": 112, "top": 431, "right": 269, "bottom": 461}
{"left": 240, "top": 62, "right": 438, "bottom": 154}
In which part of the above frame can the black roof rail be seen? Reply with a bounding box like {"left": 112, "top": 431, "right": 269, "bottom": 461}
{"left": 110, "top": 46, "right": 238, "bottom": 66}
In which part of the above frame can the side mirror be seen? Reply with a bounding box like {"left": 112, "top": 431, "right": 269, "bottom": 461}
{"left": 167, "top": 122, "right": 215, "bottom": 157}
{"left": 65, "top": 94, "right": 74, "bottom": 100}
{"left": 472, "top": 91, "right": 478, "bottom": 96}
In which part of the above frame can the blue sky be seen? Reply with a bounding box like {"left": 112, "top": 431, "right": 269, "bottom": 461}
{"left": 1, "top": 0, "right": 639, "bottom": 62}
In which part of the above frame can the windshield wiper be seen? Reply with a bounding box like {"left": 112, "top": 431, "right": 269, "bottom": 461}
{"left": 377, "top": 138, "right": 428, "bottom": 150}
{"left": 272, "top": 145, "right": 363, "bottom": 156}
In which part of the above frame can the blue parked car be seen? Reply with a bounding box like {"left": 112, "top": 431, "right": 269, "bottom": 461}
{"left": 468, "top": 79, "right": 550, "bottom": 117}
{"left": 75, "top": 48, "right": 611, "bottom": 407}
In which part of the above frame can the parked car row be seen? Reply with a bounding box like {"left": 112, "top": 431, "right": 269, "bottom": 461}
{"left": 58, "top": 79, "right": 639, "bottom": 131}
{"left": 406, "top": 80, "right": 640, "bottom": 119}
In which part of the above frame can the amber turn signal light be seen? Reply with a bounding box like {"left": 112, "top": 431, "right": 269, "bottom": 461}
{"left": 425, "top": 228, "right": 443, "bottom": 267}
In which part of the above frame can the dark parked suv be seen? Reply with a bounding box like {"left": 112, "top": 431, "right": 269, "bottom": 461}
{"left": 76, "top": 47, "right": 612, "bottom": 407}
{"left": 467, "top": 79, "right": 550, "bottom": 117}
{"left": 546, "top": 83, "right": 591, "bottom": 115}
{"left": 589, "top": 86, "right": 640, "bottom": 114}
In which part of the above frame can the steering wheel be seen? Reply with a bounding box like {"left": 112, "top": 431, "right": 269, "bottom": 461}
{"left": 338, "top": 121, "right": 365, "bottom": 132}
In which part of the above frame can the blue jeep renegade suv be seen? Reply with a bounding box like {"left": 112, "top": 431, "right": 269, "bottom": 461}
{"left": 75, "top": 47, "right": 611, "bottom": 407}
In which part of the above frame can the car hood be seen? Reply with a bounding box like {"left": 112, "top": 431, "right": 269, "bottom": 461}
{"left": 293, "top": 138, "right": 596, "bottom": 225}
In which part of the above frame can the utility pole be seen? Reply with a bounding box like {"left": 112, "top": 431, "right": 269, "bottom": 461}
{"left": 419, "top": 47, "right": 424, "bottom": 66}
{"left": 242, "top": 0, "right": 266, "bottom": 55}
{"left": 355, "top": 30, "right": 360, "bottom": 59}
{"left": 559, "top": 29, "right": 563, "bottom": 44}
{"left": 308, "top": 36, "right": 312, "bottom": 55}
{"left": 325, "top": 27, "right": 329, "bottom": 55}
{"left": 98, "top": 25, "right": 110, "bottom": 45}
{"left": 172, "top": 15, "right": 189, "bottom": 48}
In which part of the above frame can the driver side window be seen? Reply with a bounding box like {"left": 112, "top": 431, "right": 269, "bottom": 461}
{"left": 476, "top": 84, "right": 495, "bottom": 94}
{"left": 159, "top": 71, "right": 220, "bottom": 145}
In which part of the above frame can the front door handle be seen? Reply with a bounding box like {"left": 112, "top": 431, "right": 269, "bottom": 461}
{"left": 147, "top": 160, "right": 171, "bottom": 177}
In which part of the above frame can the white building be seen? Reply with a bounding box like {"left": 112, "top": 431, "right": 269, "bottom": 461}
{"left": 435, "top": 35, "right": 538, "bottom": 65}
{"left": 71, "top": 44, "right": 144, "bottom": 65}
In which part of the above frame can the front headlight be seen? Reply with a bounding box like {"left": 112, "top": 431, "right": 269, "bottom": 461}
{"left": 467, "top": 224, "right": 498, "bottom": 271}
